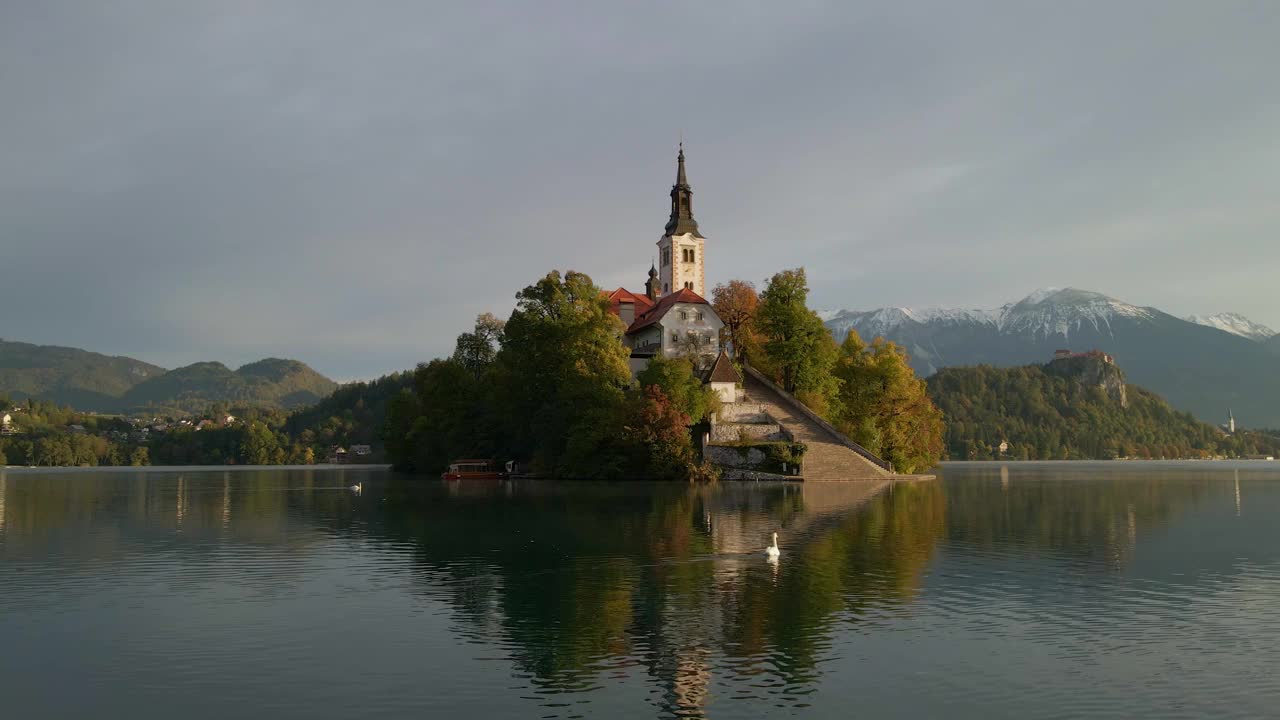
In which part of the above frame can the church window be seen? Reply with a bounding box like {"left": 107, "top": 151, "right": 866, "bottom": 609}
{"left": 663, "top": 283, "right": 669, "bottom": 293}
{"left": 684, "top": 281, "right": 693, "bottom": 290}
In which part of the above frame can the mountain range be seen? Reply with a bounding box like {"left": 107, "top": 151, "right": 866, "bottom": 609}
{"left": 0, "top": 339, "right": 337, "bottom": 414}
{"left": 823, "top": 288, "right": 1280, "bottom": 428}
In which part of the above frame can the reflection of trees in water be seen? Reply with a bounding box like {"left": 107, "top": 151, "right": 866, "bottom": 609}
{"left": 718, "top": 481, "right": 946, "bottom": 689}
{"left": 941, "top": 466, "right": 1219, "bottom": 570}
{"left": 0, "top": 472, "right": 948, "bottom": 717}
{"left": 365, "top": 479, "right": 947, "bottom": 714}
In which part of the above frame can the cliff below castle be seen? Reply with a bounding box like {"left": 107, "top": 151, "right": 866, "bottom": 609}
{"left": 1044, "top": 353, "right": 1128, "bottom": 408}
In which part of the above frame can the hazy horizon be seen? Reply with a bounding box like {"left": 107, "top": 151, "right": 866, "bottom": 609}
{"left": 4, "top": 2, "right": 1277, "bottom": 381}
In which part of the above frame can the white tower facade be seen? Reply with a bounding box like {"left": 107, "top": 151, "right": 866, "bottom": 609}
{"left": 657, "top": 144, "right": 706, "bottom": 297}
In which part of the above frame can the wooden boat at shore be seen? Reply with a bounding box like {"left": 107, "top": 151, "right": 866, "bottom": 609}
{"left": 441, "top": 459, "right": 505, "bottom": 481}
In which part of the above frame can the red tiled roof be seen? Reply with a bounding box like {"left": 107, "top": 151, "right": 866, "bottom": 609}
{"left": 705, "top": 349, "right": 741, "bottom": 383}
{"left": 626, "top": 288, "right": 710, "bottom": 334}
{"left": 605, "top": 288, "right": 655, "bottom": 317}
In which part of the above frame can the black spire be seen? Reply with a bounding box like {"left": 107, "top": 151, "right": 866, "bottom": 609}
{"left": 665, "top": 143, "right": 703, "bottom": 237}
{"left": 646, "top": 261, "right": 661, "bottom": 300}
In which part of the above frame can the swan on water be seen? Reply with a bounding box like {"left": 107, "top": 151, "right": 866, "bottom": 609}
{"left": 765, "top": 532, "right": 781, "bottom": 558}
{"left": 350, "top": 482, "right": 363, "bottom": 494}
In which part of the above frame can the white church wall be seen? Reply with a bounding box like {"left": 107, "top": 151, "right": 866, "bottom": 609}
{"left": 659, "top": 303, "right": 723, "bottom": 360}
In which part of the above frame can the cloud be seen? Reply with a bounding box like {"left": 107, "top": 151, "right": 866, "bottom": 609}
{"left": 2, "top": 1, "right": 1277, "bottom": 379}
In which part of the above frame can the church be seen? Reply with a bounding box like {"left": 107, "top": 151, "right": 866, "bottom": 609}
{"left": 605, "top": 145, "right": 728, "bottom": 379}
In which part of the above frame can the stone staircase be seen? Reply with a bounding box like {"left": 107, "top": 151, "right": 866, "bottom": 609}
{"left": 742, "top": 368, "right": 893, "bottom": 481}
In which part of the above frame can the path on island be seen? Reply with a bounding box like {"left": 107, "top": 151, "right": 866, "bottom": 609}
{"left": 742, "top": 371, "right": 894, "bottom": 481}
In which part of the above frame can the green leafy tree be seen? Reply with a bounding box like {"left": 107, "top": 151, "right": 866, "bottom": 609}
{"left": 383, "top": 388, "right": 423, "bottom": 470}
{"left": 492, "top": 270, "right": 632, "bottom": 474}
{"left": 239, "top": 421, "right": 281, "bottom": 464}
{"left": 402, "top": 359, "right": 489, "bottom": 473}
{"left": 831, "top": 330, "right": 944, "bottom": 473}
{"left": 452, "top": 313, "right": 506, "bottom": 380}
{"left": 129, "top": 446, "right": 150, "bottom": 466}
{"left": 756, "top": 268, "right": 839, "bottom": 400}
{"left": 635, "top": 355, "right": 719, "bottom": 423}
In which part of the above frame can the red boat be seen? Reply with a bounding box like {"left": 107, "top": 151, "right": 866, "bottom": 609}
{"left": 441, "top": 459, "right": 506, "bottom": 481}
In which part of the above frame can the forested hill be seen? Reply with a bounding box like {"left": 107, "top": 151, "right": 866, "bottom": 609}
{"left": 0, "top": 339, "right": 337, "bottom": 414}
{"left": 927, "top": 356, "right": 1280, "bottom": 460}
{"left": 120, "top": 359, "right": 338, "bottom": 414}
{"left": 0, "top": 339, "right": 165, "bottom": 409}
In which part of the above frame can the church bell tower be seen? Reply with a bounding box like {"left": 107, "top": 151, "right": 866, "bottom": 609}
{"left": 657, "top": 144, "right": 706, "bottom": 297}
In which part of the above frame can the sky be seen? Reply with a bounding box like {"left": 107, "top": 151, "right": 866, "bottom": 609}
{"left": 3, "top": 1, "right": 1278, "bottom": 381}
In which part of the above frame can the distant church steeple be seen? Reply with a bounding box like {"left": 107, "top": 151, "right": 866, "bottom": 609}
{"left": 657, "top": 143, "right": 708, "bottom": 298}
{"left": 645, "top": 262, "right": 660, "bottom": 301}
{"left": 665, "top": 143, "right": 702, "bottom": 238}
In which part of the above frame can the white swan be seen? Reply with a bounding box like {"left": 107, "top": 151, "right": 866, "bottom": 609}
{"left": 349, "top": 482, "right": 363, "bottom": 494}
{"left": 765, "top": 532, "right": 781, "bottom": 558}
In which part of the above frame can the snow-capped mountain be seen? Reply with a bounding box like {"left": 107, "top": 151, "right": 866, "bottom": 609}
{"left": 1184, "top": 313, "right": 1276, "bottom": 342}
{"left": 825, "top": 288, "right": 1158, "bottom": 341}
{"left": 823, "top": 288, "right": 1280, "bottom": 428}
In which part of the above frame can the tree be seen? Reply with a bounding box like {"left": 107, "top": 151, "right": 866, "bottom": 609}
{"left": 756, "top": 268, "right": 839, "bottom": 399}
{"left": 636, "top": 355, "right": 719, "bottom": 423}
{"left": 383, "top": 388, "right": 422, "bottom": 470}
{"left": 711, "top": 280, "right": 760, "bottom": 363}
{"left": 492, "top": 270, "right": 632, "bottom": 474}
{"left": 240, "top": 421, "right": 281, "bottom": 464}
{"left": 129, "top": 446, "right": 150, "bottom": 467}
{"left": 452, "top": 313, "right": 505, "bottom": 380}
{"left": 831, "top": 330, "right": 944, "bottom": 474}
{"left": 34, "top": 436, "right": 73, "bottom": 466}
{"left": 399, "top": 359, "right": 489, "bottom": 474}
{"left": 624, "top": 386, "right": 703, "bottom": 481}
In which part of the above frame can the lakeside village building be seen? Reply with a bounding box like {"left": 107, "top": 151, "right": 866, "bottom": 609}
{"left": 604, "top": 146, "right": 740, "bottom": 403}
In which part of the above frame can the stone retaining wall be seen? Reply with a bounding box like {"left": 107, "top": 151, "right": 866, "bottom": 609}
{"left": 718, "top": 402, "right": 770, "bottom": 423}
{"left": 704, "top": 444, "right": 803, "bottom": 477}
{"left": 710, "top": 422, "right": 786, "bottom": 443}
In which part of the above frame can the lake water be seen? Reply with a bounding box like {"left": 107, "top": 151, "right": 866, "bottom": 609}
{"left": 2, "top": 462, "right": 1278, "bottom": 719}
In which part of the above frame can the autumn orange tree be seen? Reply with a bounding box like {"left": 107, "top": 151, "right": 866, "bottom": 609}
{"left": 711, "top": 280, "right": 760, "bottom": 364}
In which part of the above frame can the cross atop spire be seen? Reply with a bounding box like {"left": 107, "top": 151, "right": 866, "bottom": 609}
{"left": 665, "top": 143, "right": 702, "bottom": 237}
